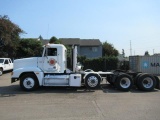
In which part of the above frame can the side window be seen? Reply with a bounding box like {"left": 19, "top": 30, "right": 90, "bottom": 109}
{"left": 92, "top": 47, "right": 98, "bottom": 52}
{"left": 48, "top": 48, "right": 57, "bottom": 56}
{"left": 0, "top": 59, "right": 4, "bottom": 63}
{"left": 9, "top": 59, "right": 12, "bottom": 63}
{"left": 4, "top": 60, "right": 9, "bottom": 64}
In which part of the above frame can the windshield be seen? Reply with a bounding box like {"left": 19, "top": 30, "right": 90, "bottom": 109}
{"left": 0, "top": 59, "right": 4, "bottom": 63}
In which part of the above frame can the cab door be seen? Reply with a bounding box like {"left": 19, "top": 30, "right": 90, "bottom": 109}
{"left": 8, "top": 59, "right": 13, "bottom": 70}
{"left": 3, "top": 59, "right": 10, "bottom": 71}
{"left": 43, "top": 47, "right": 59, "bottom": 72}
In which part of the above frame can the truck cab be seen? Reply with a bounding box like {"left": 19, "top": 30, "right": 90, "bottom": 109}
{"left": 0, "top": 58, "right": 13, "bottom": 75}
{"left": 11, "top": 44, "right": 95, "bottom": 91}
{"left": 39, "top": 44, "right": 67, "bottom": 73}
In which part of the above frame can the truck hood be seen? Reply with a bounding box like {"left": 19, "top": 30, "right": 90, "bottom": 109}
{"left": 13, "top": 57, "right": 39, "bottom": 70}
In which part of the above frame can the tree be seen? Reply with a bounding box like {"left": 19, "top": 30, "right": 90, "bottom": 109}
{"left": 38, "top": 35, "right": 43, "bottom": 40}
{"left": 122, "top": 49, "right": 125, "bottom": 57}
{"left": 144, "top": 51, "right": 150, "bottom": 56}
{"left": 16, "top": 38, "right": 43, "bottom": 58}
{"left": 0, "top": 15, "right": 24, "bottom": 58}
{"left": 49, "top": 36, "right": 60, "bottom": 44}
{"left": 102, "top": 41, "right": 119, "bottom": 56}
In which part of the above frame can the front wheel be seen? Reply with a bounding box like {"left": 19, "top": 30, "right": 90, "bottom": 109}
{"left": 0, "top": 68, "right": 3, "bottom": 76}
{"left": 85, "top": 74, "right": 101, "bottom": 89}
{"left": 20, "top": 73, "right": 39, "bottom": 91}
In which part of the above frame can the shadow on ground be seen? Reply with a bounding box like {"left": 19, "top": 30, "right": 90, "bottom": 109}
{"left": 100, "top": 84, "right": 159, "bottom": 93}
{"left": 0, "top": 83, "right": 159, "bottom": 98}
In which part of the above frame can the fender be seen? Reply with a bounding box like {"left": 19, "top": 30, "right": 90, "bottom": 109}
{"left": 12, "top": 67, "right": 44, "bottom": 86}
{"left": 0, "top": 65, "right": 4, "bottom": 68}
{"left": 83, "top": 72, "right": 102, "bottom": 81}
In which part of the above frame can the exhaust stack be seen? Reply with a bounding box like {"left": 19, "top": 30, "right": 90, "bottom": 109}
{"left": 72, "top": 45, "right": 77, "bottom": 72}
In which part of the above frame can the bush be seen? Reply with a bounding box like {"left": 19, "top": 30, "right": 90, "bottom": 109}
{"left": 82, "top": 57, "right": 118, "bottom": 71}
{"left": 67, "top": 56, "right": 118, "bottom": 71}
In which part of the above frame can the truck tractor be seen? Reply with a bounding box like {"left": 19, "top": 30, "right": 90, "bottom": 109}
{"left": 11, "top": 44, "right": 160, "bottom": 91}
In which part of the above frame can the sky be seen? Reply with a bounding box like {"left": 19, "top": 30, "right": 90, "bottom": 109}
{"left": 0, "top": 0, "right": 160, "bottom": 56}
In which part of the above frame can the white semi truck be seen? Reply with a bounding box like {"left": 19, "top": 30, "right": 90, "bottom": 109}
{"left": 11, "top": 44, "right": 160, "bottom": 91}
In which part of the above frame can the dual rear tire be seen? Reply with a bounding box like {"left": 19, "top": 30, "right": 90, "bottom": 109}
{"left": 114, "top": 73, "right": 156, "bottom": 91}
{"left": 136, "top": 74, "right": 156, "bottom": 91}
{"left": 114, "top": 74, "right": 133, "bottom": 91}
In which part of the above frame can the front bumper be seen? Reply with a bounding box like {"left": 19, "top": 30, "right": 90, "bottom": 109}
{"left": 11, "top": 78, "right": 19, "bottom": 83}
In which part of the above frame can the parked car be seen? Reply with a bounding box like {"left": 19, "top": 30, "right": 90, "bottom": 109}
{"left": 0, "top": 58, "right": 13, "bottom": 76}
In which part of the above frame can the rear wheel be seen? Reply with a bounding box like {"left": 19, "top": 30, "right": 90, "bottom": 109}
{"left": 107, "top": 75, "right": 114, "bottom": 85}
{"left": 85, "top": 74, "right": 101, "bottom": 89}
{"left": 137, "top": 74, "right": 156, "bottom": 91}
{"left": 115, "top": 74, "right": 133, "bottom": 91}
{"left": 20, "top": 73, "right": 39, "bottom": 91}
{"left": 134, "top": 73, "right": 142, "bottom": 85}
{"left": 0, "top": 68, "right": 3, "bottom": 76}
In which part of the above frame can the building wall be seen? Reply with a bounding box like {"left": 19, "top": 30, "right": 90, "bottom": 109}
{"left": 41, "top": 39, "right": 103, "bottom": 59}
{"left": 79, "top": 46, "right": 102, "bottom": 58}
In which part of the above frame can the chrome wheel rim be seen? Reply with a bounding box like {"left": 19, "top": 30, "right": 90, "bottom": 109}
{"left": 87, "top": 76, "right": 98, "bottom": 87}
{"left": 0, "top": 70, "right": 2, "bottom": 75}
{"left": 23, "top": 77, "right": 35, "bottom": 89}
{"left": 142, "top": 77, "right": 153, "bottom": 88}
{"left": 120, "top": 77, "right": 131, "bottom": 88}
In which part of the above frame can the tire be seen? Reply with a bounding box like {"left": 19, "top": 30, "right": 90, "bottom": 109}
{"left": 0, "top": 68, "right": 3, "bottom": 76}
{"left": 115, "top": 74, "right": 133, "bottom": 91}
{"left": 137, "top": 74, "right": 156, "bottom": 91}
{"left": 20, "top": 73, "right": 39, "bottom": 91}
{"left": 85, "top": 74, "right": 101, "bottom": 89}
{"left": 134, "top": 73, "right": 142, "bottom": 85}
{"left": 107, "top": 75, "right": 114, "bottom": 85}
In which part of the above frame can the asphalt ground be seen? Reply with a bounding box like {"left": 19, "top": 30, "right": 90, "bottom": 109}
{"left": 0, "top": 72, "right": 160, "bottom": 120}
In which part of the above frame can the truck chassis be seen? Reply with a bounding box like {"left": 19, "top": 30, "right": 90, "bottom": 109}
{"left": 11, "top": 44, "right": 160, "bottom": 91}
{"left": 11, "top": 69, "right": 160, "bottom": 92}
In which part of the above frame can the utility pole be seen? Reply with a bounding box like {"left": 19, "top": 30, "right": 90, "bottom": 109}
{"left": 130, "top": 40, "right": 132, "bottom": 56}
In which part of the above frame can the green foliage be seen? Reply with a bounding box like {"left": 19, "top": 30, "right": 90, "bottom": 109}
{"left": 77, "top": 56, "right": 86, "bottom": 65}
{"left": 81, "top": 57, "right": 118, "bottom": 71}
{"left": 0, "top": 15, "right": 24, "bottom": 58}
{"left": 102, "top": 41, "right": 119, "bottom": 57}
{"left": 65, "top": 45, "right": 72, "bottom": 56}
{"left": 49, "top": 36, "right": 61, "bottom": 44}
{"left": 119, "top": 61, "right": 129, "bottom": 70}
{"left": 144, "top": 51, "right": 150, "bottom": 56}
{"left": 16, "top": 38, "right": 43, "bottom": 58}
{"left": 38, "top": 35, "right": 43, "bottom": 40}
{"left": 67, "top": 56, "right": 118, "bottom": 71}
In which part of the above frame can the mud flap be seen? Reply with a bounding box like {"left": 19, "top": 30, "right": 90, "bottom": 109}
{"left": 154, "top": 76, "right": 160, "bottom": 90}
